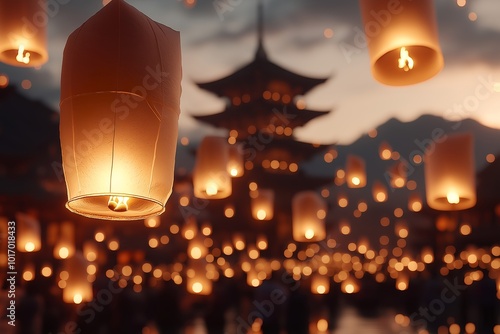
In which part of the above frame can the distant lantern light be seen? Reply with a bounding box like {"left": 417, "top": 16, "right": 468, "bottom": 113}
{"left": 408, "top": 193, "right": 423, "bottom": 212}
{"left": 144, "top": 216, "right": 161, "bottom": 228}
{"left": 311, "top": 275, "right": 330, "bottom": 295}
{"left": 227, "top": 143, "right": 244, "bottom": 177}
{"left": 62, "top": 252, "right": 93, "bottom": 304}
{"left": 389, "top": 161, "right": 407, "bottom": 188}
{"left": 0, "top": 0, "right": 48, "bottom": 67}
{"left": 359, "top": 0, "right": 443, "bottom": 85}
{"left": 251, "top": 189, "right": 274, "bottom": 221}
{"left": 292, "top": 191, "right": 326, "bottom": 242}
{"left": 186, "top": 261, "right": 212, "bottom": 295}
{"left": 54, "top": 222, "right": 75, "bottom": 260}
{"left": 379, "top": 141, "right": 392, "bottom": 160}
{"left": 372, "top": 181, "right": 388, "bottom": 203}
{"left": 346, "top": 155, "right": 366, "bottom": 188}
{"left": 59, "top": 0, "right": 182, "bottom": 220}
{"left": 16, "top": 212, "right": 41, "bottom": 253}
{"left": 424, "top": 133, "right": 476, "bottom": 210}
{"left": 193, "top": 136, "right": 232, "bottom": 199}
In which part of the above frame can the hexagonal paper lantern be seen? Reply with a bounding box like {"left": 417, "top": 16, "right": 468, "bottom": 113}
{"left": 424, "top": 133, "right": 476, "bottom": 210}
{"left": 59, "top": 0, "right": 182, "bottom": 220}
{"left": 359, "top": 0, "right": 443, "bottom": 85}
{"left": 0, "top": 0, "right": 48, "bottom": 67}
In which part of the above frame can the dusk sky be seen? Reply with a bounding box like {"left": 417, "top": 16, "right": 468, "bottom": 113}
{"left": 1, "top": 0, "right": 500, "bottom": 144}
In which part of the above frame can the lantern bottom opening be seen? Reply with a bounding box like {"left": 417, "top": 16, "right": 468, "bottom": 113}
{"left": 66, "top": 193, "right": 165, "bottom": 220}
{"left": 372, "top": 45, "right": 443, "bottom": 86}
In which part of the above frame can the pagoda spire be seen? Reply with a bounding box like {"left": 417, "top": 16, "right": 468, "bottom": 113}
{"left": 255, "top": 0, "right": 267, "bottom": 59}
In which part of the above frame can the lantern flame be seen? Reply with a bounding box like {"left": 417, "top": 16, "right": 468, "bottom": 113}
{"left": 256, "top": 209, "right": 267, "bottom": 220}
{"left": 398, "top": 47, "right": 414, "bottom": 71}
{"left": 351, "top": 177, "right": 361, "bottom": 186}
{"left": 305, "top": 229, "right": 315, "bottom": 240}
{"left": 205, "top": 182, "right": 218, "bottom": 196}
{"left": 192, "top": 282, "right": 203, "bottom": 293}
{"left": 229, "top": 167, "right": 239, "bottom": 177}
{"left": 16, "top": 45, "right": 30, "bottom": 64}
{"left": 73, "top": 293, "right": 83, "bottom": 304}
{"left": 108, "top": 196, "right": 129, "bottom": 212}
{"left": 446, "top": 191, "right": 460, "bottom": 204}
{"left": 25, "top": 242, "right": 35, "bottom": 252}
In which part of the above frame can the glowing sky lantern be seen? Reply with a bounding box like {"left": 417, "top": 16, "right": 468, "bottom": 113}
{"left": 359, "top": 0, "right": 443, "bottom": 85}
{"left": 59, "top": 0, "right": 182, "bottom": 220}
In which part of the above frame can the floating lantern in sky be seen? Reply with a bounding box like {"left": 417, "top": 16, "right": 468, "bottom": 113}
{"left": 59, "top": 0, "right": 182, "bottom": 220}
{"left": 62, "top": 252, "right": 93, "bottom": 304}
{"left": 311, "top": 274, "right": 330, "bottom": 295}
{"left": 0, "top": 0, "right": 48, "bottom": 67}
{"left": 372, "top": 181, "right": 388, "bottom": 203}
{"left": 346, "top": 155, "right": 366, "bottom": 188}
{"left": 193, "top": 136, "right": 232, "bottom": 199}
{"left": 424, "top": 133, "right": 476, "bottom": 210}
{"left": 54, "top": 221, "right": 75, "bottom": 260}
{"left": 16, "top": 212, "right": 41, "bottom": 253}
{"left": 359, "top": 0, "right": 444, "bottom": 85}
{"left": 251, "top": 189, "right": 274, "bottom": 221}
{"left": 227, "top": 143, "right": 244, "bottom": 178}
{"left": 292, "top": 191, "right": 327, "bottom": 242}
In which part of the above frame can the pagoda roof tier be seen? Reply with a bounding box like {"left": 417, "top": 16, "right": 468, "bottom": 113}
{"left": 192, "top": 98, "right": 330, "bottom": 135}
{"left": 240, "top": 136, "right": 329, "bottom": 172}
{"left": 196, "top": 54, "right": 328, "bottom": 99}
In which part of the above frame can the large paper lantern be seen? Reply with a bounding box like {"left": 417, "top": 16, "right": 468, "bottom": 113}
{"left": 359, "top": 0, "right": 443, "bottom": 85}
{"left": 424, "top": 133, "right": 476, "bottom": 210}
{"left": 59, "top": 0, "right": 182, "bottom": 220}
{"left": 16, "top": 212, "right": 41, "bottom": 253}
{"left": 0, "top": 0, "right": 48, "bottom": 67}
{"left": 193, "top": 136, "right": 232, "bottom": 199}
{"left": 292, "top": 191, "right": 326, "bottom": 242}
{"left": 251, "top": 189, "right": 274, "bottom": 221}
{"left": 62, "top": 252, "right": 93, "bottom": 304}
{"left": 346, "top": 155, "right": 366, "bottom": 188}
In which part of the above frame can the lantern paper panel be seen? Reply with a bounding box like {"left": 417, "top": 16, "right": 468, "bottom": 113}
{"left": 193, "top": 136, "right": 232, "bottom": 199}
{"left": 359, "top": 0, "right": 444, "bottom": 85}
{"left": 0, "top": 0, "right": 48, "bottom": 67}
{"left": 292, "top": 191, "right": 327, "bottom": 242}
{"left": 16, "top": 212, "right": 41, "bottom": 253}
{"left": 60, "top": 0, "right": 182, "bottom": 220}
{"left": 251, "top": 189, "right": 274, "bottom": 221}
{"left": 424, "top": 133, "right": 476, "bottom": 211}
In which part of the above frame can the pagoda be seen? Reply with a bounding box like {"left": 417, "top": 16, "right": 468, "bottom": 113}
{"left": 191, "top": 2, "right": 333, "bottom": 253}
